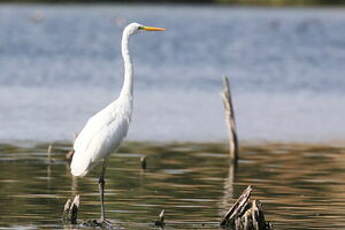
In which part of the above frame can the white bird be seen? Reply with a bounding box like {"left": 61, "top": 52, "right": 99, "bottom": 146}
{"left": 70, "top": 22, "right": 166, "bottom": 223}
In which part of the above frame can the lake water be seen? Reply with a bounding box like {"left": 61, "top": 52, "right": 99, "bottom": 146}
{"left": 1, "top": 142, "right": 345, "bottom": 229}
{"left": 1, "top": 4, "right": 345, "bottom": 143}
{"left": 1, "top": 4, "right": 345, "bottom": 230}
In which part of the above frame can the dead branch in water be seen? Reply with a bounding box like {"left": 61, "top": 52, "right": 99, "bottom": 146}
{"left": 154, "top": 209, "right": 165, "bottom": 227}
{"left": 221, "top": 76, "right": 239, "bottom": 162}
{"left": 47, "top": 144, "right": 53, "bottom": 163}
{"left": 62, "top": 194, "right": 80, "bottom": 224}
{"left": 140, "top": 156, "right": 147, "bottom": 170}
{"left": 220, "top": 185, "right": 272, "bottom": 230}
{"left": 60, "top": 186, "right": 272, "bottom": 229}
{"left": 66, "top": 150, "right": 74, "bottom": 163}
{"left": 62, "top": 195, "right": 121, "bottom": 229}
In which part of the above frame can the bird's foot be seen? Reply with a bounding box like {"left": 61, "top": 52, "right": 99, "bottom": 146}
{"left": 100, "top": 218, "right": 113, "bottom": 226}
{"left": 83, "top": 218, "right": 113, "bottom": 229}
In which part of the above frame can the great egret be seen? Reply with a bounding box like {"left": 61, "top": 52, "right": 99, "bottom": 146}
{"left": 70, "top": 22, "right": 166, "bottom": 223}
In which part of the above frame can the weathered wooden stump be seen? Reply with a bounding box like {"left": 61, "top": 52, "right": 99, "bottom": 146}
{"left": 62, "top": 194, "right": 80, "bottom": 224}
{"left": 62, "top": 195, "right": 122, "bottom": 229}
{"left": 140, "top": 155, "right": 147, "bottom": 170}
{"left": 220, "top": 186, "right": 273, "bottom": 230}
{"left": 154, "top": 209, "right": 165, "bottom": 227}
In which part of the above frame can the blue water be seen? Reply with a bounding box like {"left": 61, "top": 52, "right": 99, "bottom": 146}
{"left": 1, "top": 5, "right": 345, "bottom": 143}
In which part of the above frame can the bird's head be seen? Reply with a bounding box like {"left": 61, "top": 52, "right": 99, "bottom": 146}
{"left": 125, "top": 22, "right": 167, "bottom": 36}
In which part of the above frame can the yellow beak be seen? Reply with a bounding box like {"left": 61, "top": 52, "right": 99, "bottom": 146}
{"left": 141, "top": 26, "right": 167, "bottom": 31}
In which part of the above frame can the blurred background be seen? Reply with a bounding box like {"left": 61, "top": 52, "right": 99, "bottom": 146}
{"left": 0, "top": 0, "right": 344, "bottom": 5}
{"left": 0, "top": 1, "right": 345, "bottom": 144}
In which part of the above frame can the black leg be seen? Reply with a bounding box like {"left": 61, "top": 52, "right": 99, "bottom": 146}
{"left": 98, "top": 161, "right": 107, "bottom": 222}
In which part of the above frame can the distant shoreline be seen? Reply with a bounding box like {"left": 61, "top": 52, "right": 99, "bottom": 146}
{"left": 0, "top": 0, "right": 344, "bottom": 7}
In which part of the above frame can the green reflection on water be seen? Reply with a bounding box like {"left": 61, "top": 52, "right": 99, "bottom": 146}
{"left": 0, "top": 142, "right": 345, "bottom": 229}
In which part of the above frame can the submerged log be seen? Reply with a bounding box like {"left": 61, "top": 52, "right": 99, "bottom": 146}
{"left": 221, "top": 76, "right": 239, "bottom": 162}
{"left": 220, "top": 186, "right": 272, "bottom": 230}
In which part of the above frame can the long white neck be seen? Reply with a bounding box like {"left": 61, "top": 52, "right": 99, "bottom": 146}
{"left": 119, "top": 30, "right": 134, "bottom": 98}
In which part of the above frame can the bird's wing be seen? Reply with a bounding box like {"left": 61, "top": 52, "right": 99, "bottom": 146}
{"left": 70, "top": 101, "right": 131, "bottom": 176}
{"left": 73, "top": 109, "right": 112, "bottom": 153}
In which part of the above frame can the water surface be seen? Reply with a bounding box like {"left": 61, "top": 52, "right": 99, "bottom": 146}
{"left": 0, "top": 5, "right": 345, "bottom": 143}
{"left": 1, "top": 142, "right": 345, "bottom": 229}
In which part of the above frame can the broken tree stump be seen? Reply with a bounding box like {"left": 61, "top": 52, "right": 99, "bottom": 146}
{"left": 221, "top": 76, "right": 239, "bottom": 163}
{"left": 62, "top": 195, "right": 121, "bottom": 229}
{"left": 220, "top": 185, "right": 272, "bottom": 230}
{"left": 154, "top": 209, "right": 165, "bottom": 227}
{"left": 62, "top": 194, "right": 80, "bottom": 224}
{"left": 140, "top": 155, "right": 147, "bottom": 170}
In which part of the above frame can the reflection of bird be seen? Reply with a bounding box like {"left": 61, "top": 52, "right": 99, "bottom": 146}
{"left": 70, "top": 23, "right": 166, "bottom": 223}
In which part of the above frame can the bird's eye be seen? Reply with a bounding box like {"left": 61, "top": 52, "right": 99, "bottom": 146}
{"left": 138, "top": 26, "right": 144, "bottom": 30}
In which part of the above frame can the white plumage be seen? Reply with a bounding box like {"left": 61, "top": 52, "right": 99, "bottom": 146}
{"left": 70, "top": 95, "right": 132, "bottom": 176}
{"left": 68, "top": 22, "right": 166, "bottom": 223}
